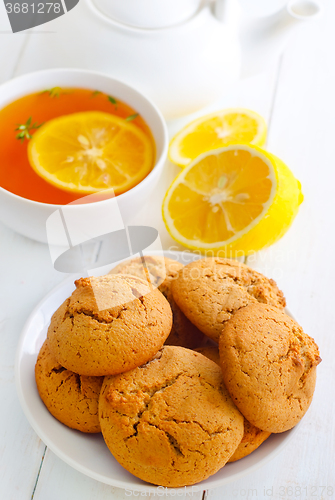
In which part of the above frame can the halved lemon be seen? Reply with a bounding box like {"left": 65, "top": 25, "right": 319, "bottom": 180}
{"left": 28, "top": 111, "right": 154, "bottom": 195}
{"left": 169, "top": 108, "right": 267, "bottom": 167}
{"left": 162, "top": 144, "right": 303, "bottom": 256}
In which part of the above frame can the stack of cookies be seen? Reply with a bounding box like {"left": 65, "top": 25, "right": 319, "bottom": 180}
{"left": 35, "top": 256, "right": 321, "bottom": 488}
{"left": 36, "top": 273, "right": 173, "bottom": 433}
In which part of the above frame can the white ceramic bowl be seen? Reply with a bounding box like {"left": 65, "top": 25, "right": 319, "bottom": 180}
{"left": 15, "top": 250, "right": 299, "bottom": 492}
{"left": 93, "top": 0, "right": 202, "bottom": 29}
{"left": 0, "top": 69, "right": 168, "bottom": 243}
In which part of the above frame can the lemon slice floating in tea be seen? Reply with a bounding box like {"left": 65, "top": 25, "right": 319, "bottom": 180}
{"left": 169, "top": 108, "right": 267, "bottom": 167}
{"left": 162, "top": 144, "right": 303, "bottom": 255}
{"left": 28, "top": 111, "right": 154, "bottom": 195}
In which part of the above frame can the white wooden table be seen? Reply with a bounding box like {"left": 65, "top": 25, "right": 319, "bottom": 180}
{"left": 1, "top": 1, "right": 334, "bottom": 499}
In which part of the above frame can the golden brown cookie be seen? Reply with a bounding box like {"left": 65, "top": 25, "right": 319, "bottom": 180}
{"left": 228, "top": 421, "right": 271, "bottom": 462}
{"left": 195, "top": 344, "right": 271, "bottom": 462}
{"left": 110, "top": 256, "right": 204, "bottom": 349}
{"left": 171, "top": 257, "right": 286, "bottom": 342}
{"left": 194, "top": 345, "right": 220, "bottom": 365}
{"left": 110, "top": 255, "right": 182, "bottom": 289}
{"left": 99, "top": 346, "right": 244, "bottom": 487}
{"left": 219, "top": 303, "right": 321, "bottom": 433}
{"left": 35, "top": 340, "right": 103, "bottom": 433}
{"left": 47, "top": 274, "right": 172, "bottom": 376}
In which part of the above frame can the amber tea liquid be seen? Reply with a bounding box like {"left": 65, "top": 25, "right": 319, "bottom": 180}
{"left": 0, "top": 88, "right": 155, "bottom": 204}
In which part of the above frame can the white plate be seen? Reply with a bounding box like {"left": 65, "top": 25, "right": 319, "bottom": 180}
{"left": 15, "top": 251, "right": 298, "bottom": 492}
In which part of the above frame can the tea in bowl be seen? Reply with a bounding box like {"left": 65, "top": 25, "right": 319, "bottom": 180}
{"left": 0, "top": 69, "right": 168, "bottom": 243}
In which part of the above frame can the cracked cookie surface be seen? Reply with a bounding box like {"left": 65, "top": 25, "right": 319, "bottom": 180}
{"left": 171, "top": 257, "right": 286, "bottom": 343}
{"left": 35, "top": 340, "right": 104, "bottom": 433}
{"left": 47, "top": 274, "right": 173, "bottom": 376}
{"left": 219, "top": 303, "right": 321, "bottom": 433}
{"left": 195, "top": 345, "right": 271, "bottom": 462}
{"left": 110, "top": 256, "right": 204, "bottom": 349}
{"left": 99, "top": 346, "right": 244, "bottom": 487}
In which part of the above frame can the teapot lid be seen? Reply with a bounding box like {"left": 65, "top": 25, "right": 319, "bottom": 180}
{"left": 92, "top": 0, "right": 202, "bottom": 29}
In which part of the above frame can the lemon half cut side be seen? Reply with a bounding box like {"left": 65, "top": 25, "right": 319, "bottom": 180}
{"left": 28, "top": 111, "right": 154, "bottom": 195}
{"left": 162, "top": 144, "right": 303, "bottom": 256}
{"left": 169, "top": 108, "right": 267, "bottom": 167}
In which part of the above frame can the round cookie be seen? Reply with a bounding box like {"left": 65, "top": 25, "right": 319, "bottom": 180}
{"left": 228, "top": 421, "right": 271, "bottom": 463}
{"left": 194, "top": 345, "right": 221, "bottom": 365}
{"left": 110, "top": 256, "right": 204, "bottom": 349}
{"left": 171, "top": 257, "right": 286, "bottom": 342}
{"left": 219, "top": 303, "right": 321, "bottom": 433}
{"left": 35, "top": 340, "right": 103, "bottom": 433}
{"left": 110, "top": 255, "right": 182, "bottom": 289}
{"left": 47, "top": 274, "right": 172, "bottom": 376}
{"left": 99, "top": 346, "right": 244, "bottom": 487}
{"left": 195, "top": 345, "right": 271, "bottom": 462}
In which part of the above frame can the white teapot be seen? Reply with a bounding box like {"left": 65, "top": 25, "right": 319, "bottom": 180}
{"left": 25, "top": 0, "right": 322, "bottom": 118}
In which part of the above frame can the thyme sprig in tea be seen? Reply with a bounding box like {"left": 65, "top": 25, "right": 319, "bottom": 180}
{"left": 126, "top": 113, "right": 139, "bottom": 122}
{"left": 15, "top": 117, "right": 44, "bottom": 142}
{"left": 108, "top": 96, "right": 118, "bottom": 109}
{"left": 40, "top": 87, "right": 73, "bottom": 98}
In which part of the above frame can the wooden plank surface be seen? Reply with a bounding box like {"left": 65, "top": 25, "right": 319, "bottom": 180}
{"left": 0, "top": 225, "right": 62, "bottom": 500}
